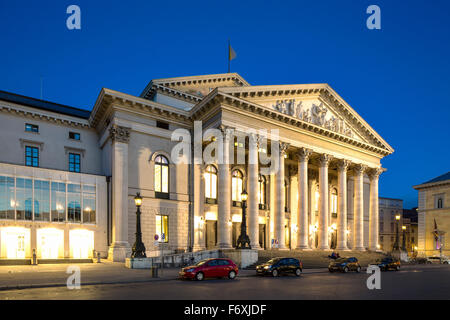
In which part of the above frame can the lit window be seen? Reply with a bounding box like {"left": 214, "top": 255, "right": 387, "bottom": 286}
{"left": 51, "top": 182, "right": 66, "bottom": 222}
{"left": 0, "top": 176, "right": 15, "bottom": 220}
{"left": 82, "top": 185, "right": 96, "bottom": 224}
{"left": 69, "top": 153, "right": 81, "bottom": 173}
{"left": 258, "top": 175, "right": 266, "bottom": 205}
{"left": 204, "top": 165, "right": 217, "bottom": 200}
{"left": 69, "top": 132, "right": 80, "bottom": 140}
{"left": 67, "top": 184, "right": 81, "bottom": 222}
{"left": 34, "top": 180, "right": 50, "bottom": 221}
{"left": 25, "top": 146, "right": 39, "bottom": 167}
{"left": 231, "top": 170, "right": 243, "bottom": 202}
{"left": 285, "top": 180, "right": 289, "bottom": 212}
{"left": 16, "top": 178, "right": 32, "bottom": 220}
{"left": 156, "top": 215, "right": 169, "bottom": 242}
{"left": 331, "top": 189, "right": 338, "bottom": 214}
{"left": 25, "top": 123, "right": 39, "bottom": 133}
{"left": 154, "top": 155, "right": 169, "bottom": 197}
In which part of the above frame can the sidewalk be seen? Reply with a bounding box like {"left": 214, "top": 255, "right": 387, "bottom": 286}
{"left": 0, "top": 260, "right": 330, "bottom": 291}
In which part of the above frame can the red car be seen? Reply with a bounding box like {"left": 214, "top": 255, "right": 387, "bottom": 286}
{"left": 179, "top": 258, "right": 238, "bottom": 281}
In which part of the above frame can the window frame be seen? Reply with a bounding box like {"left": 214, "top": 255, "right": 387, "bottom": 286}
{"left": 69, "top": 153, "right": 81, "bottom": 173}
{"left": 258, "top": 174, "right": 267, "bottom": 210}
{"left": 154, "top": 155, "right": 170, "bottom": 199}
{"left": 25, "top": 123, "right": 39, "bottom": 133}
{"left": 231, "top": 169, "right": 244, "bottom": 206}
{"left": 69, "top": 132, "right": 81, "bottom": 141}
{"left": 204, "top": 165, "right": 218, "bottom": 204}
{"left": 25, "top": 146, "right": 39, "bottom": 167}
{"left": 156, "top": 214, "right": 169, "bottom": 243}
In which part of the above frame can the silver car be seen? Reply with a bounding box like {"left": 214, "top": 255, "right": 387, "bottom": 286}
{"left": 426, "top": 256, "right": 450, "bottom": 264}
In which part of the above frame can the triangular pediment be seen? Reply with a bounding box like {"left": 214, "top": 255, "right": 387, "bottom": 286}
{"left": 218, "top": 84, "right": 393, "bottom": 153}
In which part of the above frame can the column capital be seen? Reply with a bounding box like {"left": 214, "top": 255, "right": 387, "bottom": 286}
{"left": 280, "top": 142, "right": 290, "bottom": 155}
{"left": 297, "top": 147, "right": 312, "bottom": 162}
{"left": 318, "top": 154, "right": 332, "bottom": 167}
{"left": 353, "top": 163, "right": 368, "bottom": 175}
{"left": 336, "top": 159, "right": 352, "bottom": 172}
{"left": 368, "top": 167, "right": 383, "bottom": 180}
{"left": 219, "top": 125, "right": 234, "bottom": 141}
{"left": 109, "top": 124, "right": 131, "bottom": 143}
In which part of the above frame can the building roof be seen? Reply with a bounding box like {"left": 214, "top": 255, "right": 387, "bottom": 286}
{"left": 423, "top": 172, "right": 450, "bottom": 184}
{"left": 0, "top": 90, "right": 91, "bottom": 119}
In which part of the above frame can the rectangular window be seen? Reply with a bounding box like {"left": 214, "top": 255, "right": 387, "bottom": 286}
{"left": 25, "top": 123, "right": 39, "bottom": 133}
{"left": 82, "top": 185, "right": 96, "bottom": 224}
{"left": 34, "top": 180, "right": 50, "bottom": 221}
{"left": 69, "top": 132, "right": 81, "bottom": 140}
{"left": 69, "top": 153, "right": 81, "bottom": 173}
{"left": 156, "top": 121, "right": 169, "bottom": 130}
{"left": 67, "top": 184, "right": 81, "bottom": 222}
{"left": 16, "top": 178, "right": 33, "bottom": 220}
{"left": 0, "top": 176, "right": 15, "bottom": 220}
{"left": 51, "top": 182, "right": 66, "bottom": 222}
{"left": 156, "top": 215, "right": 169, "bottom": 242}
{"left": 25, "top": 146, "right": 39, "bottom": 167}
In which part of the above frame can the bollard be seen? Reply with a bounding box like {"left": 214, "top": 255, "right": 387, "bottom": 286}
{"left": 150, "top": 266, "right": 159, "bottom": 278}
{"left": 31, "top": 249, "right": 37, "bottom": 265}
{"left": 97, "top": 251, "right": 101, "bottom": 263}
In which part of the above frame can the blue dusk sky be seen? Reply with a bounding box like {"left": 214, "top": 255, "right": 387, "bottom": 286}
{"left": 1, "top": 0, "right": 449, "bottom": 208}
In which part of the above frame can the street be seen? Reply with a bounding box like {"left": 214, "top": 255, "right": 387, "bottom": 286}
{"left": 0, "top": 264, "right": 449, "bottom": 300}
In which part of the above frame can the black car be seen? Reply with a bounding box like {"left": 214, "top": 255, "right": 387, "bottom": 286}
{"left": 374, "top": 257, "right": 400, "bottom": 271}
{"left": 329, "top": 257, "right": 361, "bottom": 273}
{"left": 256, "top": 257, "right": 303, "bottom": 277}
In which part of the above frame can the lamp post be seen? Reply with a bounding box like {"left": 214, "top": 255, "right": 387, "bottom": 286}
{"left": 131, "top": 192, "right": 146, "bottom": 258}
{"left": 236, "top": 190, "right": 251, "bottom": 249}
{"left": 401, "top": 225, "right": 407, "bottom": 251}
{"left": 393, "top": 214, "right": 400, "bottom": 251}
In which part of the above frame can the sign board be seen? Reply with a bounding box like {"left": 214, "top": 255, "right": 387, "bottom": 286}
{"left": 154, "top": 240, "right": 159, "bottom": 247}
{"left": 162, "top": 233, "right": 165, "bottom": 241}
{"left": 154, "top": 234, "right": 159, "bottom": 241}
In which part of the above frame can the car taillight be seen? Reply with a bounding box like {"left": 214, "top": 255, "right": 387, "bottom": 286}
{"left": 300, "top": 262, "right": 303, "bottom": 269}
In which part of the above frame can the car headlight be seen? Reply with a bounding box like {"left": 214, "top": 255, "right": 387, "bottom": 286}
{"left": 185, "top": 268, "right": 195, "bottom": 272}
{"left": 264, "top": 266, "right": 270, "bottom": 269}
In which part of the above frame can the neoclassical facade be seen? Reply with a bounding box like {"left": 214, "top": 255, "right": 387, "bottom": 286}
{"left": 0, "top": 73, "right": 393, "bottom": 262}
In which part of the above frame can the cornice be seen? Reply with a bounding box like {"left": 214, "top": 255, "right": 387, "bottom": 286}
{"left": 151, "top": 73, "right": 250, "bottom": 88}
{"left": 413, "top": 180, "right": 450, "bottom": 190}
{"left": 0, "top": 102, "right": 90, "bottom": 128}
{"left": 141, "top": 83, "right": 203, "bottom": 104}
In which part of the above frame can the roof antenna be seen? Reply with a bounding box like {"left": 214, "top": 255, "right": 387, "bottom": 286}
{"left": 40, "top": 76, "right": 44, "bottom": 100}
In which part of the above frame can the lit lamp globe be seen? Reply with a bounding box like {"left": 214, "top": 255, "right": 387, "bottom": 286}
{"left": 134, "top": 193, "right": 143, "bottom": 207}
{"left": 402, "top": 226, "right": 406, "bottom": 230}
{"left": 395, "top": 214, "right": 401, "bottom": 221}
{"left": 241, "top": 190, "right": 248, "bottom": 202}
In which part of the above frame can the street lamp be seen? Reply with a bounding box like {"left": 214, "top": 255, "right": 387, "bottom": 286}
{"left": 393, "top": 214, "right": 401, "bottom": 251}
{"left": 236, "top": 190, "right": 251, "bottom": 249}
{"left": 401, "top": 225, "right": 407, "bottom": 251}
{"left": 131, "top": 192, "right": 146, "bottom": 258}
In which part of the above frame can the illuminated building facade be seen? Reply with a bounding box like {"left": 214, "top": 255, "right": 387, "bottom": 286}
{"left": 0, "top": 73, "right": 393, "bottom": 262}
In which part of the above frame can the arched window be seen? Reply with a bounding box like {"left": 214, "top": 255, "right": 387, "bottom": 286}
{"left": 437, "top": 198, "right": 443, "bottom": 209}
{"left": 231, "top": 170, "right": 243, "bottom": 202}
{"left": 154, "top": 155, "right": 169, "bottom": 198}
{"left": 331, "top": 188, "right": 338, "bottom": 215}
{"left": 258, "top": 175, "right": 266, "bottom": 207}
{"left": 204, "top": 165, "right": 217, "bottom": 202}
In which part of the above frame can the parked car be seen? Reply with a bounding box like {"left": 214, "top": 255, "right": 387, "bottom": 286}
{"left": 426, "top": 256, "right": 450, "bottom": 264}
{"left": 329, "top": 257, "right": 361, "bottom": 273}
{"left": 179, "top": 258, "right": 238, "bottom": 281}
{"left": 256, "top": 257, "right": 303, "bottom": 277}
{"left": 371, "top": 257, "right": 401, "bottom": 271}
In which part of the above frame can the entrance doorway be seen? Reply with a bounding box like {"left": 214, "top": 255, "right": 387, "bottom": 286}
{"left": 205, "top": 220, "right": 217, "bottom": 249}
{"left": 259, "top": 224, "right": 266, "bottom": 249}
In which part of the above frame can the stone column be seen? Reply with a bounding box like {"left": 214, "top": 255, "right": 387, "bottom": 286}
{"left": 318, "top": 154, "right": 331, "bottom": 250}
{"left": 276, "top": 142, "right": 289, "bottom": 249}
{"left": 369, "top": 168, "right": 382, "bottom": 251}
{"left": 193, "top": 164, "right": 205, "bottom": 251}
{"left": 218, "top": 127, "right": 232, "bottom": 249}
{"left": 248, "top": 134, "right": 260, "bottom": 249}
{"left": 336, "top": 159, "right": 351, "bottom": 251}
{"left": 353, "top": 164, "right": 367, "bottom": 251}
{"left": 108, "top": 124, "right": 132, "bottom": 262}
{"left": 297, "top": 148, "right": 312, "bottom": 249}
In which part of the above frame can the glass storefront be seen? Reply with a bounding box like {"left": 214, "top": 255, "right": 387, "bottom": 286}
{"left": 0, "top": 175, "right": 96, "bottom": 224}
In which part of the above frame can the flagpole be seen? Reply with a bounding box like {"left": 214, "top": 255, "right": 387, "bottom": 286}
{"left": 228, "top": 40, "right": 230, "bottom": 73}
